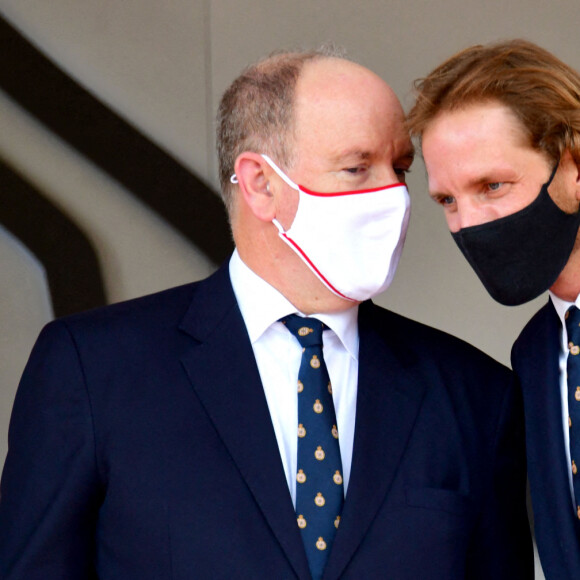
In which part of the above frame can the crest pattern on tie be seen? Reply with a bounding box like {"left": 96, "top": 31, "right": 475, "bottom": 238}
{"left": 281, "top": 314, "right": 344, "bottom": 580}
{"left": 565, "top": 305, "right": 580, "bottom": 520}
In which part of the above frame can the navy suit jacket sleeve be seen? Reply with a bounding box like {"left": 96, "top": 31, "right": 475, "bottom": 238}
{"left": 0, "top": 321, "right": 102, "bottom": 578}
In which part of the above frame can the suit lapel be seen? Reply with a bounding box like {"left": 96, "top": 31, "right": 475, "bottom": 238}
{"left": 324, "top": 302, "right": 427, "bottom": 579}
{"left": 179, "top": 265, "right": 311, "bottom": 580}
{"left": 515, "top": 300, "right": 580, "bottom": 575}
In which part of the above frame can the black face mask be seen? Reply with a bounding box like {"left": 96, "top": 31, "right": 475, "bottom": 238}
{"left": 451, "top": 164, "right": 580, "bottom": 306}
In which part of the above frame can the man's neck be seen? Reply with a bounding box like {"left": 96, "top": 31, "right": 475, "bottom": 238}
{"left": 234, "top": 235, "right": 357, "bottom": 315}
{"left": 550, "top": 241, "right": 580, "bottom": 302}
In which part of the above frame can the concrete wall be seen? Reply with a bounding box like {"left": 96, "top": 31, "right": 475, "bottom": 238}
{"left": 3, "top": 2, "right": 580, "bottom": 575}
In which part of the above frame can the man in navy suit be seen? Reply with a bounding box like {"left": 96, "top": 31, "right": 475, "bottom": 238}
{"left": 408, "top": 39, "right": 580, "bottom": 579}
{"left": 0, "top": 48, "right": 532, "bottom": 578}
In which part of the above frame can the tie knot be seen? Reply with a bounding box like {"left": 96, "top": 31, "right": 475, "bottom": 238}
{"left": 567, "top": 306, "right": 580, "bottom": 347}
{"left": 280, "top": 314, "right": 324, "bottom": 347}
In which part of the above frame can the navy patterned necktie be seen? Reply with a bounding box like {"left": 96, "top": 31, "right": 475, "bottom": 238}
{"left": 281, "top": 314, "right": 344, "bottom": 580}
{"left": 566, "top": 305, "right": 580, "bottom": 520}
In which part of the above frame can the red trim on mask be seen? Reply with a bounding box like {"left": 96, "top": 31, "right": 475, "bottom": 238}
{"left": 280, "top": 233, "right": 356, "bottom": 302}
{"left": 298, "top": 182, "right": 405, "bottom": 197}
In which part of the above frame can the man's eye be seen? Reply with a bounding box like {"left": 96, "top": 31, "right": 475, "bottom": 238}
{"left": 487, "top": 182, "right": 503, "bottom": 192}
{"left": 436, "top": 195, "right": 456, "bottom": 207}
{"left": 344, "top": 167, "right": 366, "bottom": 174}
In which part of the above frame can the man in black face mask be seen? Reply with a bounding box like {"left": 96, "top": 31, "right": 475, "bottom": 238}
{"left": 408, "top": 39, "right": 580, "bottom": 580}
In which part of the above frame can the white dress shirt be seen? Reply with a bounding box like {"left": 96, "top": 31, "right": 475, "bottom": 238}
{"left": 549, "top": 290, "right": 580, "bottom": 506}
{"left": 229, "top": 250, "right": 359, "bottom": 505}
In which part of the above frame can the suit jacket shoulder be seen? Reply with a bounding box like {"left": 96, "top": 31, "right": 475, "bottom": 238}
{"left": 53, "top": 265, "right": 229, "bottom": 340}
{"left": 512, "top": 299, "right": 557, "bottom": 366}
{"left": 360, "top": 300, "right": 514, "bottom": 395}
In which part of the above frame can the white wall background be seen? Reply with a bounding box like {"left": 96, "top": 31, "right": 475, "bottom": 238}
{"left": 2, "top": 2, "right": 579, "bottom": 576}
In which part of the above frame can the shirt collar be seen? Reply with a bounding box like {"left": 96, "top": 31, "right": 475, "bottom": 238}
{"left": 549, "top": 290, "right": 580, "bottom": 347}
{"left": 229, "top": 250, "right": 359, "bottom": 360}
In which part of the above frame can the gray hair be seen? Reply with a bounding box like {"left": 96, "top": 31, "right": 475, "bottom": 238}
{"left": 216, "top": 45, "right": 346, "bottom": 216}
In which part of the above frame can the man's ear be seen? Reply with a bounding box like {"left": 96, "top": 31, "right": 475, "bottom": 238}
{"left": 234, "top": 152, "right": 276, "bottom": 222}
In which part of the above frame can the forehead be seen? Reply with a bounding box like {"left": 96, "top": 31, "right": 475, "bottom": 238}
{"left": 422, "top": 101, "right": 530, "bottom": 157}
{"left": 292, "top": 59, "right": 410, "bottom": 158}
{"left": 421, "top": 101, "right": 550, "bottom": 195}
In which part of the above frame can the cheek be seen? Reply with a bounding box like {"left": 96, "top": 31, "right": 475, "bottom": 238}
{"left": 548, "top": 180, "right": 579, "bottom": 214}
{"left": 498, "top": 188, "right": 540, "bottom": 217}
{"left": 443, "top": 211, "right": 462, "bottom": 233}
{"left": 446, "top": 201, "right": 506, "bottom": 231}
{"left": 275, "top": 189, "right": 300, "bottom": 230}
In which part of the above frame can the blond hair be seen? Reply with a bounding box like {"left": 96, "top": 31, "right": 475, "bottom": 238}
{"left": 407, "top": 39, "right": 580, "bottom": 163}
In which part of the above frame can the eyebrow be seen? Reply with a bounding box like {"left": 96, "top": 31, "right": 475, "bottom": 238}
{"left": 332, "top": 146, "right": 416, "bottom": 164}
{"left": 468, "top": 174, "right": 498, "bottom": 187}
{"left": 331, "top": 150, "right": 372, "bottom": 162}
{"left": 429, "top": 190, "right": 449, "bottom": 200}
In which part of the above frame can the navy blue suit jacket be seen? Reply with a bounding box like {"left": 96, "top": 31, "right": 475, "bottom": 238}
{"left": 512, "top": 299, "right": 580, "bottom": 579}
{"left": 0, "top": 263, "right": 532, "bottom": 579}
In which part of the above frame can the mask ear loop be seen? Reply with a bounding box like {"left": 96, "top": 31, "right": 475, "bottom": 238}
{"left": 546, "top": 160, "right": 560, "bottom": 188}
{"left": 230, "top": 154, "right": 297, "bottom": 188}
{"left": 272, "top": 218, "right": 286, "bottom": 234}
{"left": 261, "top": 154, "right": 300, "bottom": 190}
{"left": 261, "top": 154, "right": 301, "bottom": 234}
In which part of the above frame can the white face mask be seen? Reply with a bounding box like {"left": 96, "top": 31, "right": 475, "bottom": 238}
{"left": 262, "top": 154, "right": 411, "bottom": 302}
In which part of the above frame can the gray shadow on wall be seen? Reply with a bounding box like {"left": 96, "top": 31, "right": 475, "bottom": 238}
{"left": 0, "top": 158, "right": 106, "bottom": 317}
{"left": 0, "top": 13, "right": 233, "bottom": 316}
